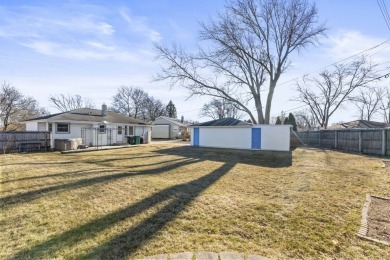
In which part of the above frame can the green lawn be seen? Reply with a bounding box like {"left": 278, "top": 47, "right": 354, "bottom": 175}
{"left": 1, "top": 145, "right": 389, "bottom": 259}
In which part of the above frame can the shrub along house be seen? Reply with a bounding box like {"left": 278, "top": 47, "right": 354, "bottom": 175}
{"left": 24, "top": 104, "right": 152, "bottom": 150}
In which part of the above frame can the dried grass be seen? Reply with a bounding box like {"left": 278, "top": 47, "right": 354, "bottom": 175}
{"left": 0, "top": 145, "right": 389, "bottom": 259}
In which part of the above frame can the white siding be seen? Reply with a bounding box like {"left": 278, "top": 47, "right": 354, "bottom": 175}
{"left": 198, "top": 127, "right": 251, "bottom": 149}
{"left": 38, "top": 122, "right": 46, "bottom": 131}
{"left": 151, "top": 125, "right": 169, "bottom": 138}
{"left": 259, "top": 125, "right": 290, "bottom": 151}
{"left": 135, "top": 126, "right": 145, "bottom": 136}
{"left": 53, "top": 123, "right": 90, "bottom": 139}
{"left": 191, "top": 125, "right": 290, "bottom": 151}
{"left": 152, "top": 117, "right": 182, "bottom": 138}
{"left": 26, "top": 122, "right": 38, "bottom": 131}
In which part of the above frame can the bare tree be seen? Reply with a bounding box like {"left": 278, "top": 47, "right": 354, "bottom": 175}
{"left": 199, "top": 98, "right": 243, "bottom": 120}
{"left": 49, "top": 94, "right": 95, "bottom": 112}
{"left": 0, "top": 81, "right": 48, "bottom": 131}
{"left": 351, "top": 86, "right": 383, "bottom": 121}
{"left": 112, "top": 86, "right": 148, "bottom": 118}
{"left": 379, "top": 86, "right": 390, "bottom": 123}
{"left": 142, "top": 96, "right": 167, "bottom": 121}
{"left": 294, "top": 109, "right": 318, "bottom": 130}
{"left": 294, "top": 58, "right": 376, "bottom": 129}
{"left": 112, "top": 86, "right": 167, "bottom": 121}
{"left": 155, "top": 0, "right": 326, "bottom": 124}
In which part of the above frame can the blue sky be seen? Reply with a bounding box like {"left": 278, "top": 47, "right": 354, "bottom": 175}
{"left": 0, "top": 0, "right": 389, "bottom": 124}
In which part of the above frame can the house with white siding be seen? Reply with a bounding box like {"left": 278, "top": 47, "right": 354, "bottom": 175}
{"left": 24, "top": 104, "right": 152, "bottom": 150}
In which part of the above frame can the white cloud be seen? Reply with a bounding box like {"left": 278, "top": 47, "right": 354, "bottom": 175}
{"left": 0, "top": 4, "right": 160, "bottom": 63}
{"left": 325, "top": 30, "right": 390, "bottom": 64}
{"left": 119, "top": 8, "right": 162, "bottom": 42}
{"left": 21, "top": 40, "right": 148, "bottom": 62}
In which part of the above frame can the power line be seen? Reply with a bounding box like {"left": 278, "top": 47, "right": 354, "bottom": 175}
{"left": 278, "top": 39, "right": 390, "bottom": 87}
{"left": 378, "top": 0, "right": 390, "bottom": 31}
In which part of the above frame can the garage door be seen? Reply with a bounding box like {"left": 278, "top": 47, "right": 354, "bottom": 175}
{"left": 151, "top": 125, "right": 169, "bottom": 138}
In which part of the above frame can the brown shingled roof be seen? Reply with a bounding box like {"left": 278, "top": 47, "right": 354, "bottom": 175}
{"left": 329, "top": 120, "right": 390, "bottom": 129}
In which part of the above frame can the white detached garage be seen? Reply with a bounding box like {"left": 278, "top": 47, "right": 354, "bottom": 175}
{"left": 190, "top": 118, "right": 290, "bottom": 151}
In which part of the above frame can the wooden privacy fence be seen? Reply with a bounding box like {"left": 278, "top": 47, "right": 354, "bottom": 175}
{"left": 291, "top": 129, "right": 390, "bottom": 156}
{"left": 0, "top": 131, "right": 51, "bottom": 153}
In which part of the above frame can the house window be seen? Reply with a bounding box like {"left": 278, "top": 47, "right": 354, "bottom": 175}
{"left": 99, "top": 125, "right": 106, "bottom": 134}
{"left": 125, "top": 126, "right": 128, "bottom": 135}
{"left": 48, "top": 123, "right": 52, "bottom": 132}
{"left": 128, "top": 126, "right": 134, "bottom": 135}
{"left": 118, "top": 126, "right": 122, "bottom": 135}
{"left": 56, "top": 123, "right": 69, "bottom": 133}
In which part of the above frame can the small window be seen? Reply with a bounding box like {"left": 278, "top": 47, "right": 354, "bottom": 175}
{"left": 118, "top": 126, "right": 122, "bottom": 135}
{"left": 56, "top": 123, "right": 69, "bottom": 133}
{"left": 99, "top": 125, "right": 106, "bottom": 133}
{"left": 128, "top": 126, "right": 134, "bottom": 135}
{"left": 48, "top": 123, "right": 52, "bottom": 132}
{"left": 125, "top": 126, "right": 128, "bottom": 135}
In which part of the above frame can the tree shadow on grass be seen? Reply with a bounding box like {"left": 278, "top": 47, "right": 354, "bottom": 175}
{"left": 1, "top": 158, "right": 196, "bottom": 207}
{"left": 10, "top": 161, "right": 234, "bottom": 259}
{"left": 156, "top": 146, "right": 292, "bottom": 168}
{"left": 0, "top": 155, "right": 173, "bottom": 185}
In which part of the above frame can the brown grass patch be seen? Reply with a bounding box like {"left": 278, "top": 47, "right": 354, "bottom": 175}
{"left": 0, "top": 145, "right": 389, "bottom": 259}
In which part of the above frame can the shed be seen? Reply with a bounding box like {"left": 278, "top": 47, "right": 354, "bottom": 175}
{"left": 190, "top": 118, "right": 290, "bottom": 151}
{"left": 152, "top": 116, "right": 188, "bottom": 139}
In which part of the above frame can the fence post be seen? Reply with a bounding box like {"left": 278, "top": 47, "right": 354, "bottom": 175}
{"left": 334, "top": 130, "right": 338, "bottom": 150}
{"left": 382, "top": 129, "right": 387, "bottom": 156}
{"left": 319, "top": 130, "right": 321, "bottom": 147}
{"left": 359, "top": 130, "right": 363, "bottom": 153}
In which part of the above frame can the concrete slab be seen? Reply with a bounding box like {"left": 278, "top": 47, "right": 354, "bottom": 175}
{"left": 170, "top": 252, "right": 194, "bottom": 260}
{"left": 246, "top": 254, "right": 269, "bottom": 260}
{"left": 219, "top": 252, "right": 244, "bottom": 260}
{"left": 144, "top": 253, "right": 169, "bottom": 260}
{"left": 195, "top": 251, "right": 219, "bottom": 260}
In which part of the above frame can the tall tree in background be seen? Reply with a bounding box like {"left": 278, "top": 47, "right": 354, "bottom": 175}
{"left": 112, "top": 86, "right": 148, "bottom": 118}
{"left": 275, "top": 116, "right": 282, "bottom": 125}
{"left": 379, "top": 87, "right": 390, "bottom": 123}
{"left": 199, "top": 98, "right": 243, "bottom": 120}
{"left": 155, "top": 0, "right": 327, "bottom": 124}
{"left": 49, "top": 94, "right": 94, "bottom": 112}
{"left": 295, "top": 58, "right": 376, "bottom": 129}
{"left": 165, "top": 100, "right": 177, "bottom": 118}
{"left": 0, "top": 81, "right": 48, "bottom": 131}
{"left": 288, "top": 113, "right": 297, "bottom": 131}
{"left": 351, "top": 86, "right": 383, "bottom": 121}
{"left": 295, "top": 109, "right": 317, "bottom": 130}
{"left": 180, "top": 115, "right": 184, "bottom": 123}
{"left": 111, "top": 86, "right": 167, "bottom": 121}
{"left": 142, "top": 96, "right": 166, "bottom": 121}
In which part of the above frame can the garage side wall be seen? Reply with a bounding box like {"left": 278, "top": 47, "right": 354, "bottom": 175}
{"left": 257, "top": 125, "right": 290, "bottom": 151}
{"left": 194, "top": 127, "right": 252, "bottom": 149}
{"left": 191, "top": 125, "right": 290, "bottom": 151}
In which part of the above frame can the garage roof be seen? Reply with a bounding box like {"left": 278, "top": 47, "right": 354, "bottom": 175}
{"left": 193, "top": 118, "right": 252, "bottom": 127}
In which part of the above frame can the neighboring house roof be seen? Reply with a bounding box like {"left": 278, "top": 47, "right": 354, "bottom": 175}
{"left": 328, "top": 120, "right": 390, "bottom": 129}
{"left": 24, "top": 108, "right": 149, "bottom": 125}
{"left": 192, "top": 118, "right": 252, "bottom": 127}
{"left": 153, "top": 116, "right": 187, "bottom": 127}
